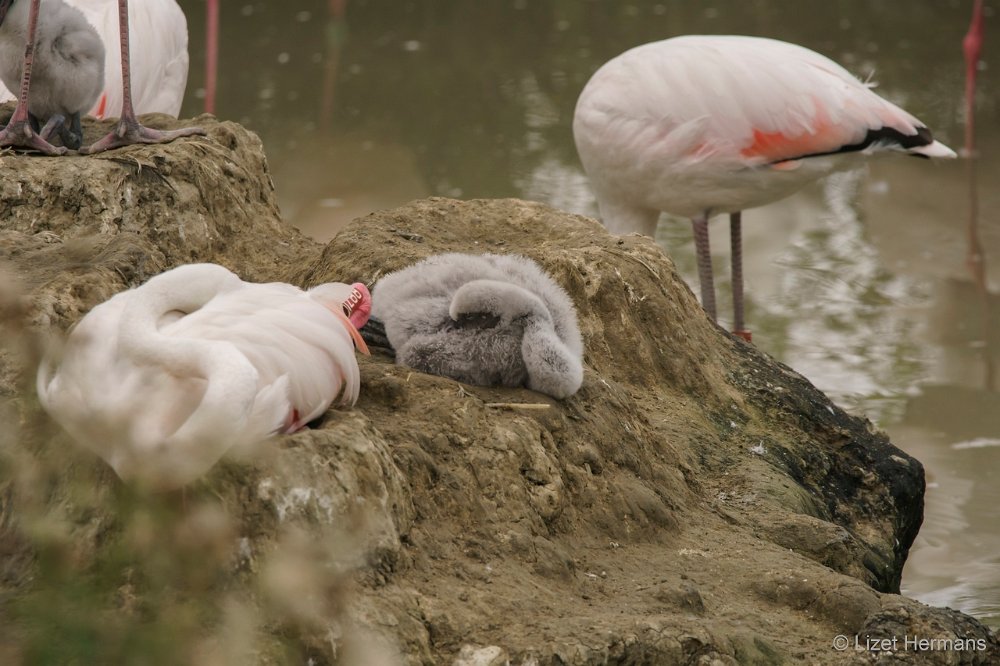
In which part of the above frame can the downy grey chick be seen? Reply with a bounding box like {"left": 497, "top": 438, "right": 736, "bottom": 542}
{"left": 0, "top": 0, "right": 103, "bottom": 149}
{"left": 370, "top": 253, "right": 584, "bottom": 399}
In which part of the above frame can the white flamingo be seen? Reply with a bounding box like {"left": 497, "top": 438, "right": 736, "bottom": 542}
{"left": 574, "top": 35, "right": 957, "bottom": 340}
{"left": 37, "top": 264, "right": 372, "bottom": 490}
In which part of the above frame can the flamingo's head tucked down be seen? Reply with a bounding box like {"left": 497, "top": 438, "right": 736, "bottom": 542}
{"left": 308, "top": 281, "right": 372, "bottom": 355}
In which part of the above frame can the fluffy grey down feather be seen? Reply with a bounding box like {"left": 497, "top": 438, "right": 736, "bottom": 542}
{"left": 0, "top": 0, "right": 104, "bottom": 147}
{"left": 371, "top": 253, "right": 584, "bottom": 399}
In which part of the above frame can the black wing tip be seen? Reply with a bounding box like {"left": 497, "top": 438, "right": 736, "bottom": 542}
{"left": 781, "top": 125, "right": 937, "bottom": 163}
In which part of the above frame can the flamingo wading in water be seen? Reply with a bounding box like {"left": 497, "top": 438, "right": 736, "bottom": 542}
{"left": 37, "top": 264, "right": 372, "bottom": 490}
{"left": 573, "top": 35, "right": 956, "bottom": 340}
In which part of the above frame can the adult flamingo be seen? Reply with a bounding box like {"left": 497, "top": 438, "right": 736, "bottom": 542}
{"left": 574, "top": 35, "right": 956, "bottom": 340}
{"left": 0, "top": 0, "right": 201, "bottom": 154}
{"left": 37, "top": 264, "right": 372, "bottom": 490}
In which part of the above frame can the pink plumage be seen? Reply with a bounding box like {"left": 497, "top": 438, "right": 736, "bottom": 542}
{"left": 574, "top": 35, "right": 956, "bottom": 336}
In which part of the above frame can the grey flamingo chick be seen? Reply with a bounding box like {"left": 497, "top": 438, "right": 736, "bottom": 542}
{"left": 81, "top": 0, "right": 204, "bottom": 154}
{"left": 367, "top": 253, "right": 584, "bottom": 399}
{"left": 0, "top": 0, "right": 103, "bottom": 150}
{"left": 0, "top": 0, "right": 202, "bottom": 155}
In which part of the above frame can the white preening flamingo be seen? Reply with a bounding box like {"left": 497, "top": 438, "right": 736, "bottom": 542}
{"left": 37, "top": 264, "right": 372, "bottom": 490}
{"left": 574, "top": 35, "right": 957, "bottom": 340}
{"left": 0, "top": 0, "right": 189, "bottom": 118}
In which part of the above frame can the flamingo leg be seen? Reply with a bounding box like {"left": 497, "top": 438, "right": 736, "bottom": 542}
{"left": 204, "top": 0, "right": 218, "bottom": 114}
{"left": 39, "top": 114, "right": 65, "bottom": 141}
{"left": 43, "top": 113, "right": 85, "bottom": 150}
{"left": 0, "top": 0, "right": 68, "bottom": 155}
{"left": 82, "top": 0, "right": 205, "bottom": 155}
{"left": 730, "top": 212, "right": 751, "bottom": 342}
{"left": 964, "top": 0, "right": 985, "bottom": 287}
{"left": 691, "top": 213, "right": 717, "bottom": 322}
{"left": 963, "top": 0, "right": 992, "bottom": 389}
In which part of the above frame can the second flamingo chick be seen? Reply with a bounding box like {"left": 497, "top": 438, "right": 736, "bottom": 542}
{"left": 370, "top": 253, "right": 584, "bottom": 399}
{"left": 0, "top": 0, "right": 103, "bottom": 148}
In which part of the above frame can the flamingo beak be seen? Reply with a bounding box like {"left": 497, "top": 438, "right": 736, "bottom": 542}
{"left": 337, "top": 308, "right": 370, "bottom": 355}
{"left": 336, "top": 283, "right": 371, "bottom": 355}
{"left": 341, "top": 282, "right": 372, "bottom": 329}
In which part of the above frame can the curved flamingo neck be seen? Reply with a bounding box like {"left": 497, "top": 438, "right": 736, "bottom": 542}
{"left": 117, "top": 264, "right": 242, "bottom": 371}
{"left": 112, "top": 265, "right": 265, "bottom": 482}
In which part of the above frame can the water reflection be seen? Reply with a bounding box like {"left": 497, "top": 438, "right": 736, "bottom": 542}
{"left": 898, "top": 425, "right": 1000, "bottom": 627}
{"left": 175, "top": 0, "right": 999, "bottom": 626}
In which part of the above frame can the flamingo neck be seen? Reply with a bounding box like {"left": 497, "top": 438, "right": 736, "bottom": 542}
{"left": 118, "top": 266, "right": 238, "bottom": 366}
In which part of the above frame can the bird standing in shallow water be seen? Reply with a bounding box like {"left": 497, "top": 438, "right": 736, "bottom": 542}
{"left": 37, "top": 264, "right": 371, "bottom": 491}
{"left": 0, "top": 0, "right": 103, "bottom": 149}
{"left": 574, "top": 35, "right": 956, "bottom": 340}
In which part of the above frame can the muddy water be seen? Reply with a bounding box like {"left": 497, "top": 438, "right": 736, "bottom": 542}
{"left": 176, "top": 0, "right": 999, "bottom": 625}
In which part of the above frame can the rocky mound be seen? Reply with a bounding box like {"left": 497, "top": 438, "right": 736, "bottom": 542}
{"left": 0, "top": 112, "right": 996, "bottom": 665}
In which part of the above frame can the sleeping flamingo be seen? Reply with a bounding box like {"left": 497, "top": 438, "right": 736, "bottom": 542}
{"left": 37, "top": 264, "right": 371, "bottom": 490}
{"left": 0, "top": 0, "right": 201, "bottom": 154}
{"left": 574, "top": 35, "right": 956, "bottom": 340}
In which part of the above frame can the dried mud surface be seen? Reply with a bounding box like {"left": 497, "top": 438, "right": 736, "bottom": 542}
{"left": 0, "top": 113, "right": 997, "bottom": 665}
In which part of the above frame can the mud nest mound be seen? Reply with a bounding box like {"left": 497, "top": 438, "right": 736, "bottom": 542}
{"left": 0, "top": 113, "right": 996, "bottom": 665}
